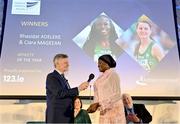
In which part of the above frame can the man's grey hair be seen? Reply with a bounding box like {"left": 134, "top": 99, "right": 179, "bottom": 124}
{"left": 53, "top": 54, "right": 68, "bottom": 67}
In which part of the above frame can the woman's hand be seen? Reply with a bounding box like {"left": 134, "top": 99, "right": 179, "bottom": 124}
{"left": 87, "top": 103, "right": 100, "bottom": 113}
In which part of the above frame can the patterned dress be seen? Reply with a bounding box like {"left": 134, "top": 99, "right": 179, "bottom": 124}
{"left": 94, "top": 68, "right": 126, "bottom": 124}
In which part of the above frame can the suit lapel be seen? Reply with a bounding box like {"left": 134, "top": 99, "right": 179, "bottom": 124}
{"left": 133, "top": 104, "right": 141, "bottom": 119}
{"left": 53, "top": 70, "right": 68, "bottom": 89}
{"left": 133, "top": 104, "right": 138, "bottom": 115}
{"left": 124, "top": 107, "right": 128, "bottom": 116}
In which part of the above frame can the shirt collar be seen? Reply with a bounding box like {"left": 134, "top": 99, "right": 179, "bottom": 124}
{"left": 55, "top": 69, "right": 63, "bottom": 75}
{"left": 125, "top": 105, "right": 134, "bottom": 114}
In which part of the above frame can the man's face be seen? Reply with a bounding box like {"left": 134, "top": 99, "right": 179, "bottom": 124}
{"left": 123, "top": 95, "right": 133, "bottom": 108}
{"left": 56, "top": 58, "right": 69, "bottom": 72}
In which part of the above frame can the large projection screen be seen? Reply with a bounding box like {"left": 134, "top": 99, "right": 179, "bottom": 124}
{"left": 0, "top": 0, "right": 180, "bottom": 96}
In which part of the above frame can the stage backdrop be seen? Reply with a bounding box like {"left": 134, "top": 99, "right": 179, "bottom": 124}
{"left": 0, "top": 0, "right": 180, "bottom": 96}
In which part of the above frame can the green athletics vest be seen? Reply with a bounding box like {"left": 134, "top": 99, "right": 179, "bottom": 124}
{"left": 94, "top": 43, "right": 115, "bottom": 61}
{"left": 137, "top": 42, "right": 158, "bottom": 71}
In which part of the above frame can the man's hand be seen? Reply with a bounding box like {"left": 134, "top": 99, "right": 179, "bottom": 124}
{"left": 78, "top": 82, "right": 89, "bottom": 91}
{"left": 87, "top": 103, "right": 100, "bottom": 113}
{"left": 127, "top": 114, "right": 140, "bottom": 123}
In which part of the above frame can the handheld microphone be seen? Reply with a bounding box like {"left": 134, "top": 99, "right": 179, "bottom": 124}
{"left": 87, "top": 73, "right": 95, "bottom": 103}
{"left": 87, "top": 73, "right": 95, "bottom": 83}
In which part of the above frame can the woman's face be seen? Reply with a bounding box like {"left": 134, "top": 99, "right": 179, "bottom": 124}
{"left": 95, "top": 17, "right": 111, "bottom": 37}
{"left": 136, "top": 22, "right": 152, "bottom": 40}
{"left": 98, "top": 59, "right": 110, "bottom": 72}
{"left": 74, "top": 98, "right": 81, "bottom": 109}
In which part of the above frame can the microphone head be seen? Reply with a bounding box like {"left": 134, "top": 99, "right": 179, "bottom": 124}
{"left": 89, "top": 73, "right": 95, "bottom": 80}
{"left": 87, "top": 73, "right": 95, "bottom": 82}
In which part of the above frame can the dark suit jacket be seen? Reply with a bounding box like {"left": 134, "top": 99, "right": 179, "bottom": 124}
{"left": 45, "top": 70, "right": 79, "bottom": 123}
{"left": 125, "top": 104, "right": 152, "bottom": 124}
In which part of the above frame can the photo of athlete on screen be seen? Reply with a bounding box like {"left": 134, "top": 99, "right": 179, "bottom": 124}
{"left": 82, "top": 14, "right": 123, "bottom": 61}
{"left": 116, "top": 15, "right": 175, "bottom": 71}
{"left": 134, "top": 19, "right": 164, "bottom": 71}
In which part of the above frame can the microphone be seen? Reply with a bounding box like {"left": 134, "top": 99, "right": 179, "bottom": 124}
{"left": 87, "top": 73, "right": 95, "bottom": 83}
{"left": 87, "top": 73, "right": 95, "bottom": 103}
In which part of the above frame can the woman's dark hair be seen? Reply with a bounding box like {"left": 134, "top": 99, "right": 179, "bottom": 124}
{"left": 73, "top": 96, "right": 82, "bottom": 108}
{"left": 98, "top": 54, "right": 116, "bottom": 68}
{"left": 83, "top": 15, "right": 122, "bottom": 58}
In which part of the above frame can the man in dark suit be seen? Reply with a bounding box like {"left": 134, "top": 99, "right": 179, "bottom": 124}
{"left": 122, "top": 93, "right": 152, "bottom": 124}
{"left": 46, "top": 54, "right": 89, "bottom": 123}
